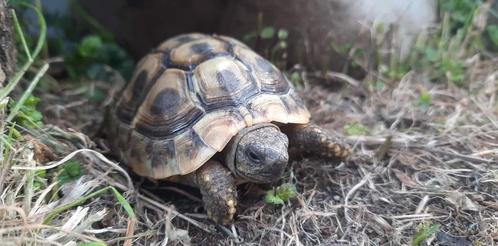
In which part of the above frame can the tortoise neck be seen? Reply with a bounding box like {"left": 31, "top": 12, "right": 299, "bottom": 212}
{"left": 224, "top": 123, "right": 279, "bottom": 177}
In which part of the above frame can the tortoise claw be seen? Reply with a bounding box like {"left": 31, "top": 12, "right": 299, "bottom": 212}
{"left": 206, "top": 194, "right": 237, "bottom": 225}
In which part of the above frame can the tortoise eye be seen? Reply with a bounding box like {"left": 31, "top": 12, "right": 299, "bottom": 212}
{"left": 246, "top": 149, "right": 262, "bottom": 164}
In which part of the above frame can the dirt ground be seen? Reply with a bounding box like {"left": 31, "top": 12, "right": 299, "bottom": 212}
{"left": 8, "top": 55, "right": 492, "bottom": 245}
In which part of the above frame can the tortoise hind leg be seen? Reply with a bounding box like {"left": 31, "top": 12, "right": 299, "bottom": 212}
{"left": 195, "top": 160, "right": 237, "bottom": 225}
{"left": 284, "top": 123, "right": 351, "bottom": 161}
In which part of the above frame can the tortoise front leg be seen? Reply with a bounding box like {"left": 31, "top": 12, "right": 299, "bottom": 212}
{"left": 284, "top": 123, "right": 351, "bottom": 161}
{"left": 195, "top": 160, "right": 237, "bottom": 225}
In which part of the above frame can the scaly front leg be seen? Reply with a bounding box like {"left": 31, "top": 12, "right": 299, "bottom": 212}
{"left": 195, "top": 160, "right": 238, "bottom": 225}
{"left": 284, "top": 123, "right": 351, "bottom": 161}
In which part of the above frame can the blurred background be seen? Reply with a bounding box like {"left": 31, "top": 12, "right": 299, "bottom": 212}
{"left": 19, "top": 0, "right": 498, "bottom": 81}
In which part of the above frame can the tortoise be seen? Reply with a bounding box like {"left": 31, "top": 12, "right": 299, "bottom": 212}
{"left": 106, "top": 33, "right": 350, "bottom": 224}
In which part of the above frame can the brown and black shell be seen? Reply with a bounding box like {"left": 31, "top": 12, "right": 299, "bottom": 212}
{"left": 107, "top": 33, "right": 310, "bottom": 179}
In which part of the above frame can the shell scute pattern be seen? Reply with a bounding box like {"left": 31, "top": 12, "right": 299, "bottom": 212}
{"left": 192, "top": 109, "right": 246, "bottom": 151}
{"left": 113, "top": 33, "right": 310, "bottom": 179}
{"left": 233, "top": 45, "right": 289, "bottom": 94}
{"left": 173, "top": 130, "right": 217, "bottom": 175}
{"left": 248, "top": 94, "right": 290, "bottom": 124}
{"left": 216, "top": 35, "right": 250, "bottom": 49}
{"left": 116, "top": 53, "right": 163, "bottom": 123}
{"left": 157, "top": 33, "right": 209, "bottom": 52}
{"left": 126, "top": 130, "right": 151, "bottom": 176}
{"left": 169, "top": 38, "right": 230, "bottom": 68}
{"left": 132, "top": 68, "right": 204, "bottom": 136}
{"left": 193, "top": 56, "right": 258, "bottom": 109}
{"left": 148, "top": 139, "right": 178, "bottom": 178}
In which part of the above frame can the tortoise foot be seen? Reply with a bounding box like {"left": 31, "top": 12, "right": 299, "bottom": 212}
{"left": 285, "top": 123, "right": 351, "bottom": 161}
{"left": 196, "top": 160, "right": 238, "bottom": 225}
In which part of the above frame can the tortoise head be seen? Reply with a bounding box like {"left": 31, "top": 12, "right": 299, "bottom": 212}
{"left": 225, "top": 123, "right": 289, "bottom": 183}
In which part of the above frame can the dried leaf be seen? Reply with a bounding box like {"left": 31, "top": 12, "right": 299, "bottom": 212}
{"left": 392, "top": 168, "right": 418, "bottom": 188}
{"left": 445, "top": 192, "right": 480, "bottom": 211}
{"left": 46, "top": 206, "right": 89, "bottom": 241}
{"left": 167, "top": 228, "right": 191, "bottom": 244}
{"left": 480, "top": 201, "right": 498, "bottom": 211}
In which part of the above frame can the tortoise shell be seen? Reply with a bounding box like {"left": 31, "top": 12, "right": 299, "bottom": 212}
{"left": 108, "top": 33, "right": 310, "bottom": 179}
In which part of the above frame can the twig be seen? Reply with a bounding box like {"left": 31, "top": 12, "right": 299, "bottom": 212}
{"left": 138, "top": 193, "right": 215, "bottom": 234}
{"left": 11, "top": 148, "right": 134, "bottom": 191}
{"left": 415, "top": 195, "right": 430, "bottom": 214}
{"left": 324, "top": 71, "right": 361, "bottom": 87}
{"left": 343, "top": 174, "right": 371, "bottom": 224}
{"left": 124, "top": 218, "right": 136, "bottom": 246}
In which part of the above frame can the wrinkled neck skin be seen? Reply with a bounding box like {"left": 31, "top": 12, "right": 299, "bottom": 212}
{"left": 225, "top": 123, "right": 289, "bottom": 183}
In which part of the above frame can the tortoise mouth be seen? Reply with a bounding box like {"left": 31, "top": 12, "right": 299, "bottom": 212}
{"left": 234, "top": 157, "right": 288, "bottom": 183}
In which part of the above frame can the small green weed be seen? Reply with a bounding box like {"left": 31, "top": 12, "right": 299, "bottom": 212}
{"left": 243, "top": 14, "right": 289, "bottom": 68}
{"left": 259, "top": 26, "right": 275, "bottom": 39}
{"left": 288, "top": 70, "right": 305, "bottom": 89}
{"left": 331, "top": 43, "right": 366, "bottom": 70}
{"left": 344, "top": 122, "right": 369, "bottom": 136}
{"left": 373, "top": 80, "right": 386, "bottom": 90}
{"left": 418, "top": 91, "right": 433, "bottom": 108}
{"left": 33, "top": 169, "right": 47, "bottom": 191}
{"left": 64, "top": 34, "right": 134, "bottom": 80}
{"left": 11, "top": 0, "right": 134, "bottom": 81}
{"left": 439, "top": 0, "right": 481, "bottom": 32}
{"left": 8, "top": 96, "right": 43, "bottom": 129}
{"left": 57, "top": 159, "right": 85, "bottom": 185}
{"left": 486, "top": 24, "right": 498, "bottom": 46}
{"left": 400, "top": 0, "right": 486, "bottom": 85}
{"left": 336, "top": 0, "right": 493, "bottom": 86}
{"left": 411, "top": 223, "right": 441, "bottom": 246}
{"left": 265, "top": 183, "right": 298, "bottom": 205}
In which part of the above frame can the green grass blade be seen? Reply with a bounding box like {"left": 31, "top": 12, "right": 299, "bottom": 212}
{"left": 6, "top": 63, "right": 48, "bottom": 123}
{"left": 10, "top": 9, "right": 31, "bottom": 61}
{"left": 0, "top": 3, "right": 47, "bottom": 100}
{"left": 68, "top": 0, "right": 113, "bottom": 41}
{"left": 43, "top": 186, "right": 136, "bottom": 224}
{"left": 0, "top": 134, "right": 14, "bottom": 151}
{"left": 44, "top": 187, "right": 109, "bottom": 224}
{"left": 110, "top": 187, "right": 136, "bottom": 219}
{"left": 19, "top": 2, "right": 47, "bottom": 61}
